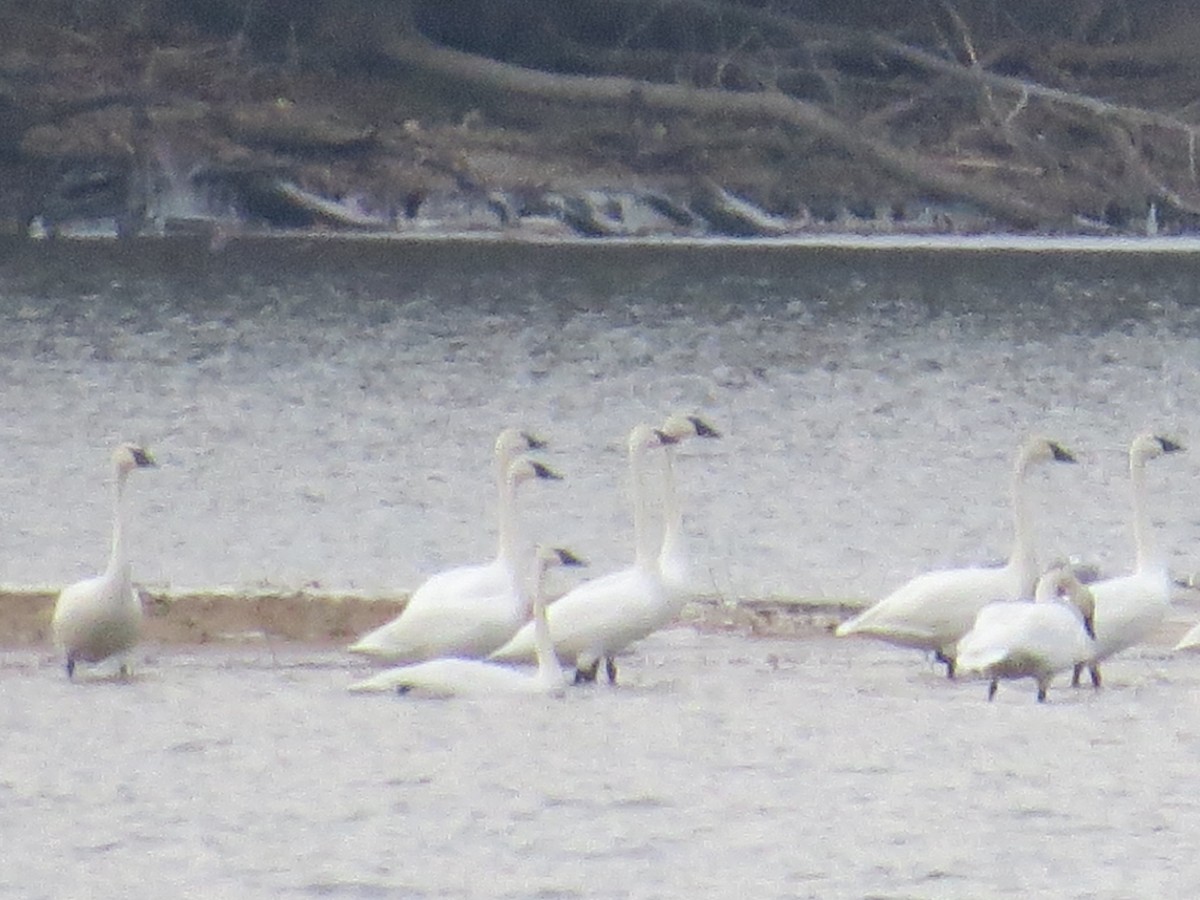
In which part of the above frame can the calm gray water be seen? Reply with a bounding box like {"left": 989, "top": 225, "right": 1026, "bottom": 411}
{"left": 5, "top": 235, "right": 1200, "bottom": 897}
{"left": 4, "top": 631, "right": 1200, "bottom": 898}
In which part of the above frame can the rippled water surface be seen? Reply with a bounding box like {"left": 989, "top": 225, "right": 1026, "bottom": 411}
{"left": 3, "top": 236, "right": 1200, "bottom": 600}
{"left": 5, "top": 631, "right": 1200, "bottom": 899}
{"left": 5, "top": 236, "right": 1200, "bottom": 897}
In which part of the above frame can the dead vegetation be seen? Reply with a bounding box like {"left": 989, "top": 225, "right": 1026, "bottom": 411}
{"left": 2, "top": 0, "right": 1200, "bottom": 234}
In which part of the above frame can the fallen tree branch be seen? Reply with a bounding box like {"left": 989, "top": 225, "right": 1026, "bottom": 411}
{"left": 380, "top": 33, "right": 1060, "bottom": 228}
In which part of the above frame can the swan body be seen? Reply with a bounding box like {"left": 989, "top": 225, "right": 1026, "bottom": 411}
{"left": 349, "top": 446, "right": 560, "bottom": 662}
{"left": 1079, "top": 435, "right": 1182, "bottom": 678}
{"left": 349, "top": 547, "right": 584, "bottom": 697}
{"left": 491, "top": 423, "right": 676, "bottom": 683}
{"left": 657, "top": 414, "right": 721, "bottom": 606}
{"left": 835, "top": 436, "right": 1076, "bottom": 675}
{"left": 956, "top": 566, "right": 1097, "bottom": 702}
{"left": 51, "top": 444, "right": 157, "bottom": 678}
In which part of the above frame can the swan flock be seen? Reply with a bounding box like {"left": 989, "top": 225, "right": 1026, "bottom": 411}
{"left": 46, "top": 428, "right": 1193, "bottom": 703}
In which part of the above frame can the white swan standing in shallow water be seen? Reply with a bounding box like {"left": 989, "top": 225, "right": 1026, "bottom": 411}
{"left": 51, "top": 443, "right": 157, "bottom": 679}
{"left": 657, "top": 414, "right": 721, "bottom": 607}
{"left": 1073, "top": 434, "right": 1182, "bottom": 679}
{"left": 956, "top": 566, "right": 1097, "bottom": 702}
{"left": 348, "top": 447, "right": 561, "bottom": 662}
{"left": 834, "top": 436, "right": 1076, "bottom": 676}
{"left": 348, "top": 546, "right": 585, "bottom": 697}
{"left": 491, "top": 423, "right": 677, "bottom": 684}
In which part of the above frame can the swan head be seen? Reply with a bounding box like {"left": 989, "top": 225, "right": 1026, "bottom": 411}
{"left": 1036, "top": 566, "right": 1096, "bottom": 639}
{"left": 660, "top": 414, "right": 722, "bottom": 441}
{"left": 629, "top": 423, "right": 679, "bottom": 454}
{"left": 539, "top": 545, "right": 587, "bottom": 570}
{"left": 495, "top": 427, "right": 546, "bottom": 461}
{"left": 1017, "top": 437, "right": 1076, "bottom": 471}
{"left": 112, "top": 443, "right": 156, "bottom": 475}
{"left": 1131, "top": 433, "right": 1184, "bottom": 465}
{"left": 506, "top": 456, "right": 562, "bottom": 486}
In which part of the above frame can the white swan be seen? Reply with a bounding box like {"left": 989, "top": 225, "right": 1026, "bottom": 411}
{"left": 51, "top": 443, "right": 157, "bottom": 679}
{"left": 835, "top": 436, "right": 1076, "bottom": 676}
{"left": 491, "top": 423, "right": 676, "bottom": 684}
{"left": 348, "top": 447, "right": 561, "bottom": 662}
{"left": 1073, "top": 434, "right": 1182, "bottom": 679}
{"left": 348, "top": 546, "right": 585, "bottom": 697}
{"left": 657, "top": 414, "right": 721, "bottom": 606}
{"left": 956, "top": 566, "right": 1097, "bottom": 702}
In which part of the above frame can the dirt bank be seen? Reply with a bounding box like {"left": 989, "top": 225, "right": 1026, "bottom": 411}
{"left": 0, "top": 587, "right": 856, "bottom": 649}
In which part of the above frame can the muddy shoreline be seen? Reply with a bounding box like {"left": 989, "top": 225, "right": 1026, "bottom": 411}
{"left": 0, "top": 587, "right": 857, "bottom": 649}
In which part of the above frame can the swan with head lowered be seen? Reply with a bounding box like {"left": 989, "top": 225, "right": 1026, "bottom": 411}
{"left": 491, "top": 423, "right": 677, "bottom": 684}
{"left": 348, "top": 546, "right": 585, "bottom": 697}
{"left": 835, "top": 436, "right": 1077, "bottom": 676}
{"left": 349, "top": 435, "right": 560, "bottom": 662}
{"left": 51, "top": 443, "right": 157, "bottom": 679}
{"left": 656, "top": 414, "right": 721, "bottom": 607}
{"left": 956, "top": 565, "right": 1097, "bottom": 702}
{"left": 1071, "top": 434, "right": 1182, "bottom": 680}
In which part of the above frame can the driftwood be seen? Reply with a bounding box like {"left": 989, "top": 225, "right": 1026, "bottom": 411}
{"left": 379, "top": 34, "right": 1056, "bottom": 229}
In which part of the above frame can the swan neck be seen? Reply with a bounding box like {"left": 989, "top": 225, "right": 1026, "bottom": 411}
{"left": 105, "top": 468, "right": 132, "bottom": 579}
{"left": 531, "top": 567, "right": 560, "bottom": 685}
{"left": 495, "top": 470, "right": 520, "bottom": 566}
{"left": 1007, "top": 459, "right": 1037, "bottom": 591}
{"left": 1130, "top": 453, "right": 1157, "bottom": 570}
{"left": 659, "top": 448, "right": 682, "bottom": 564}
{"left": 631, "top": 444, "right": 657, "bottom": 569}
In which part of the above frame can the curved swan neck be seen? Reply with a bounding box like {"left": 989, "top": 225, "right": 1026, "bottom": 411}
{"left": 628, "top": 440, "right": 659, "bottom": 569}
{"left": 1006, "top": 456, "right": 1038, "bottom": 592}
{"left": 1129, "top": 451, "right": 1158, "bottom": 571}
{"left": 659, "top": 447, "right": 682, "bottom": 565}
{"left": 531, "top": 563, "right": 560, "bottom": 686}
{"left": 495, "top": 470, "right": 520, "bottom": 566}
{"left": 104, "top": 467, "right": 132, "bottom": 579}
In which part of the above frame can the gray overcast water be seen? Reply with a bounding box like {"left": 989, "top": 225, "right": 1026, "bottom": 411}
{"left": 4, "top": 236, "right": 1200, "bottom": 897}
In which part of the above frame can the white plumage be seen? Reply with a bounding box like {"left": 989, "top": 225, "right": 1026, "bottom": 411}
{"left": 656, "top": 414, "right": 721, "bottom": 606}
{"left": 348, "top": 546, "right": 585, "bottom": 697}
{"left": 490, "top": 423, "right": 676, "bottom": 684}
{"left": 51, "top": 443, "right": 157, "bottom": 679}
{"left": 1076, "top": 434, "right": 1182, "bottom": 680}
{"left": 835, "top": 436, "right": 1076, "bottom": 675}
{"left": 348, "top": 438, "right": 560, "bottom": 662}
{"left": 956, "top": 566, "right": 1097, "bottom": 702}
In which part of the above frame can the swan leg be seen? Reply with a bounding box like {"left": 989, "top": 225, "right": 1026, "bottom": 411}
{"left": 935, "top": 650, "right": 956, "bottom": 679}
{"left": 1089, "top": 665, "right": 1102, "bottom": 689}
{"left": 1036, "top": 682, "right": 1049, "bottom": 703}
{"left": 65, "top": 657, "right": 75, "bottom": 679}
{"left": 574, "top": 660, "right": 600, "bottom": 684}
{"left": 605, "top": 656, "right": 618, "bottom": 684}
{"left": 987, "top": 679, "right": 998, "bottom": 701}
{"left": 1071, "top": 663, "right": 1082, "bottom": 687}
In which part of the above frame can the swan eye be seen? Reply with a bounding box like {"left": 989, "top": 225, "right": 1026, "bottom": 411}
{"left": 552, "top": 547, "right": 586, "bottom": 567}
{"left": 654, "top": 429, "right": 680, "bottom": 446}
{"left": 1049, "top": 443, "right": 1076, "bottom": 463}
{"left": 530, "top": 461, "right": 562, "bottom": 481}
{"left": 130, "top": 447, "right": 156, "bottom": 467}
{"left": 688, "top": 416, "right": 721, "bottom": 438}
{"left": 1157, "top": 436, "right": 1184, "bottom": 454}
{"left": 523, "top": 432, "right": 548, "bottom": 450}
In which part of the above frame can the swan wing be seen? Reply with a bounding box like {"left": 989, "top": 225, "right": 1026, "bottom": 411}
{"left": 491, "top": 567, "right": 665, "bottom": 664}
{"left": 1090, "top": 568, "right": 1171, "bottom": 660}
{"left": 958, "top": 603, "right": 1093, "bottom": 678}
{"left": 349, "top": 658, "right": 557, "bottom": 697}
{"left": 837, "top": 566, "right": 1016, "bottom": 651}
{"left": 52, "top": 575, "right": 142, "bottom": 663}
{"left": 348, "top": 561, "right": 521, "bottom": 661}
